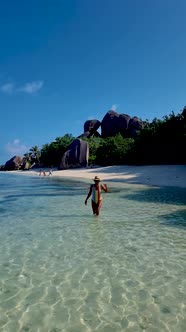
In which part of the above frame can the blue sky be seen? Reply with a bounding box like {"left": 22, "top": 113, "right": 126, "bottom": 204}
{"left": 0, "top": 0, "right": 186, "bottom": 164}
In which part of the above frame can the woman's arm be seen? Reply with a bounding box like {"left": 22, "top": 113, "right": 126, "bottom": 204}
{"left": 101, "top": 184, "right": 108, "bottom": 192}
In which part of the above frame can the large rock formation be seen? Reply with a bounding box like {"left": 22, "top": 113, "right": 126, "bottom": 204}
{"left": 84, "top": 119, "right": 101, "bottom": 133}
{"left": 118, "top": 114, "right": 131, "bottom": 137}
{"left": 83, "top": 110, "right": 143, "bottom": 139}
{"left": 101, "top": 110, "right": 120, "bottom": 138}
{"left": 128, "top": 116, "right": 144, "bottom": 137}
{"left": 101, "top": 110, "right": 133, "bottom": 138}
{"left": 81, "top": 119, "right": 101, "bottom": 138}
{"left": 60, "top": 138, "right": 89, "bottom": 169}
{"left": 5, "top": 156, "right": 23, "bottom": 171}
{"left": 78, "top": 130, "right": 101, "bottom": 139}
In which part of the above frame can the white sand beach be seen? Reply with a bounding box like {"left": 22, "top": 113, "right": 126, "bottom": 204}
{"left": 20, "top": 165, "right": 186, "bottom": 188}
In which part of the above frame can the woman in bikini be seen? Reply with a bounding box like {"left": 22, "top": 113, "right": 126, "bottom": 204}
{"left": 84, "top": 176, "right": 108, "bottom": 216}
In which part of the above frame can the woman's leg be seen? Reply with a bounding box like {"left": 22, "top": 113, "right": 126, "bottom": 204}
{"left": 92, "top": 200, "right": 103, "bottom": 216}
{"left": 91, "top": 200, "right": 97, "bottom": 214}
{"left": 96, "top": 200, "right": 102, "bottom": 216}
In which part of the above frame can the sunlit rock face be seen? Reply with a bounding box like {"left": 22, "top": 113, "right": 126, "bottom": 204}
{"left": 60, "top": 138, "right": 89, "bottom": 169}
{"left": 5, "top": 156, "right": 24, "bottom": 170}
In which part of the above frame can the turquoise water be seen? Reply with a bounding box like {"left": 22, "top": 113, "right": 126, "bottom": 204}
{"left": 0, "top": 172, "right": 186, "bottom": 332}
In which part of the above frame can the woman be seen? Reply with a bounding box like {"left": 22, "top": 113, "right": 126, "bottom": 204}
{"left": 84, "top": 176, "right": 108, "bottom": 216}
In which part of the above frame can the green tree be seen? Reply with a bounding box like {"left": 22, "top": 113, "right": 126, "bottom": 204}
{"left": 23, "top": 152, "right": 32, "bottom": 168}
{"left": 131, "top": 108, "right": 186, "bottom": 164}
{"left": 96, "top": 134, "right": 134, "bottom": 166}
{"left": 40, "top": 134, "right": 75, "bottom": 167}
{"left": 82, "top": 136, "right": 102, "bottom": 165}
{"left": 29, "top": 146, "right": 41, "bottom": 163}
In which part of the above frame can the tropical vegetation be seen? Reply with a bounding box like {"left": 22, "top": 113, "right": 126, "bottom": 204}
{"left": 15, "top": 106, "right": 186, "bottom": 169}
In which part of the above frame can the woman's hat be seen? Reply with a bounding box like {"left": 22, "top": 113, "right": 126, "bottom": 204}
{"left": 93, "top": 176, "right": 101, "bottom": 182}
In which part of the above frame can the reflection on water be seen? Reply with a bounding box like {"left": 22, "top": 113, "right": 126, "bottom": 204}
{"left": 0, "top": 173, "right": 186, "bottom": 332}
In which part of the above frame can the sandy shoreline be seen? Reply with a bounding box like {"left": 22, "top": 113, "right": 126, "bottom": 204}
{"left": 14, "top": 165, "right": 186, "bottom": 188}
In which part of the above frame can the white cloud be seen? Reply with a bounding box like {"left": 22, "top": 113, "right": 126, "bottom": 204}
{"left": 110, "top": 104, "right": 119, "bottom": 111}
{"left": 18, "top": 80, "right": 44, "bottom": 94}
{"left": 5, "top": 139, "right": 28, "bottom": 156}
{"left": 0, "top": 83, "right": 14, "bottom": 94}
{"left": 0, "top": 80, "right": 44, "bottom": 95}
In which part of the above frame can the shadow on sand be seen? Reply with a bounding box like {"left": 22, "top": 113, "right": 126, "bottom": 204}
{"left": 120, "top": 185, "right": 186, "bottom": 228}
{"left": 85, "top": 165, "right": 186, "bottom": 187}
{"left": 160, "top": 209, "right": 186, "bottom": 228}
{"left": 124, "top": 186, "right": 186, "bottom": 206}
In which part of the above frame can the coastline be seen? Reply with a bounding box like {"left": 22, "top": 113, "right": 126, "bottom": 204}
{"left": 11, "top": 165, "right": 186, "bottom": 188}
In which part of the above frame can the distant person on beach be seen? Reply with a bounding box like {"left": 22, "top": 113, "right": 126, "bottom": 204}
{"left": 43, "top": 170, "right": 46, "bottom": 176}
{"left": 84, "top": 176, "right": 108, "bottom": 216}
{"left": 48, "top": 168, "right": 53, "bottom": 176}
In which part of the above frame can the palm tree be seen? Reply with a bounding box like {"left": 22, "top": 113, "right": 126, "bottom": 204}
{"left": 23, "top": 152, "right": 32, "bottom": 162}
{"left": 22, "top": 152, "right": 32, "bottom": 169}
{"left": 29, "top": 146, "right": 41, "bottom": 163}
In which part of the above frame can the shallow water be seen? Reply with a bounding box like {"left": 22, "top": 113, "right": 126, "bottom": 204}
{"left": 0, "top": 172, "right": 186, "bottom": 332}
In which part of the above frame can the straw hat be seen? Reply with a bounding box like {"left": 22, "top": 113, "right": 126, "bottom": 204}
{"left": 93, "top": 176, "right": 101, "bottom": 182}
